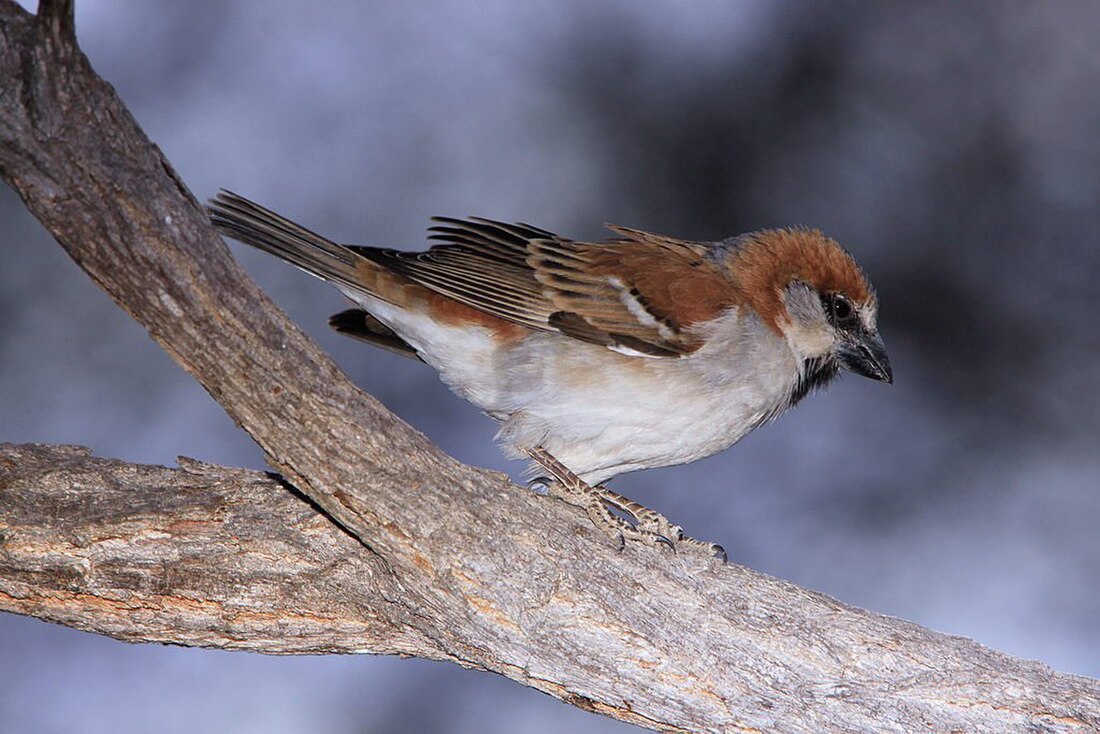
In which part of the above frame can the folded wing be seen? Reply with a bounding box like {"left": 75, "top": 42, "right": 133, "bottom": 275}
{"left": 354, "top": 219, "right": 735, "bottom": 357}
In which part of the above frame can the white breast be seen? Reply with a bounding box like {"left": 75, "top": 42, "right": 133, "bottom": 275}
{"left": 352, "top": 294, "right": 801, "bottom": 485}
{"left": 493, "top": 309, "right": 801, "bottom": 484}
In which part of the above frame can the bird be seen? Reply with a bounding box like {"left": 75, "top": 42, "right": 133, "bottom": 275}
{"left": 208, "top": 191, "right": 891, "bottom": 556}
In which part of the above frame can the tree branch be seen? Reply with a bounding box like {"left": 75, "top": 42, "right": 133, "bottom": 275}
{"left": 0, "top": 443, "right": 416, "bottom": 654}
{"left": 1, "top": 2, "right": 1098, "bottom": 731}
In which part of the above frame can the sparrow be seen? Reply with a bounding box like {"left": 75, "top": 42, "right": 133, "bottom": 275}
{"left": 208, "top": 191, "right": 891, "bottom": 555}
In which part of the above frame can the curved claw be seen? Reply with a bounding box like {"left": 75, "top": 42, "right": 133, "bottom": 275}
{"left": 711, "top": 544, "right": 728, "bottom": 563}
{"left": 527, "top": 476, "right": 553, "bottom": 496}
{"left": 654, "top": 534, "right": 676, "bottom": 551}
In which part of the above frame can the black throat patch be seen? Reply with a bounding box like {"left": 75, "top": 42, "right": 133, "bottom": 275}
{"left": 790, "top": 357, "right": 840, "bottom": 407}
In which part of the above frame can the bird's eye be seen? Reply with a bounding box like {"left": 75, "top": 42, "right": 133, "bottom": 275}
{"left": 824, "top": 293, "right": 858, "bottom": 329}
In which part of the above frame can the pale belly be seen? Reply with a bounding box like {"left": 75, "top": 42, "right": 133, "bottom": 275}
{"left": 354, "top": 295, "right": 799, "bottom": 484}
{"left": 490, "top": 332, "right": 799, "bottom": 484}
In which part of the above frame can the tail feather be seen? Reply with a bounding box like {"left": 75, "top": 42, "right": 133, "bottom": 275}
{"left": 329, "top": 308, "right": 422, "bottom": 360}
{"left": 207, "top": 190, "right": 366, "bottom": 295}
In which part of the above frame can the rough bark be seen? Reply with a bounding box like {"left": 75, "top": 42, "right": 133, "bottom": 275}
{"left": 0, "top": 1, "right": 1098, "bottom": 732}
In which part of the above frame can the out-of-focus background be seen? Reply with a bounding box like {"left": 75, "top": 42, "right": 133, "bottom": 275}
{"left": 3, "top": 1, "right": 1099, "bottom": 731}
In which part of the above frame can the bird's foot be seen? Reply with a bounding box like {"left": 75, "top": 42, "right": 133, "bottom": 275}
{"left": 548, "top": 477, "right": 674, "bottom": 551}
{"left": 525, "top": 447, "right": 725, "bottom": 560}
{"left": 599, "top": 485, "right": 727, "bottom": 561}
{"left": 526, "top": 476, "right": 554, "bottom": 496}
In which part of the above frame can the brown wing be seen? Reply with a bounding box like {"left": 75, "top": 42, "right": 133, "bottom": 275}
{"left": 530, "top": 226, "right": 735, "bottom": 356}
{"left": 352, "top": 219, "right": 734, "bottom": 357}
{"left": 348, "top": 218, "right": 556, "bottom": 331}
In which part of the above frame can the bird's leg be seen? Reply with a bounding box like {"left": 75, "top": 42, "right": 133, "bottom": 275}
{"left": 597, "top": 486, "right": 683, "bottom": 540}
{"left": 599, "top": 485, "right": 727, "bottom": 561}
{"left": 524, "top": 446, "right": 731, "bottom": 557}
{"left": 525, "top": 447, "right": 640, "bottom": 550}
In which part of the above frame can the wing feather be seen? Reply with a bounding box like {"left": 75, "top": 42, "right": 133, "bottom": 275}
{"left": 353, "top": 218, "right": 735, "bottom": 357}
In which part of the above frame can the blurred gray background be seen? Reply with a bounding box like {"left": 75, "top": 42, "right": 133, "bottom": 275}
{"left": 3, "top": 1, "right": 1099, "bottom": 732}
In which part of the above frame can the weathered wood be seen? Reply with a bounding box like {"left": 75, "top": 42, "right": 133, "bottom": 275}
{"left": 0, "top": 444, "right": 412, "bottom": 654}
{"left": 1, "top": 2, "right": 1098, "bottom": 731}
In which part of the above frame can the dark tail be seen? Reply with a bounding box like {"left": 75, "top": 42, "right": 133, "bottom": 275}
{"left": 207, "top": 190, "right": 365, "bottom": 294}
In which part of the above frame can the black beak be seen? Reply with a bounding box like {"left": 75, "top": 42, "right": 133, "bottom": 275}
{"left": 837, "top": 331, "right": 893, "bottom": 384}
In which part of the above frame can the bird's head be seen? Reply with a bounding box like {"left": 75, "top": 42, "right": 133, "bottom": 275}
{"left": 723, "top": 227, "right": 892, "bottom": 387}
